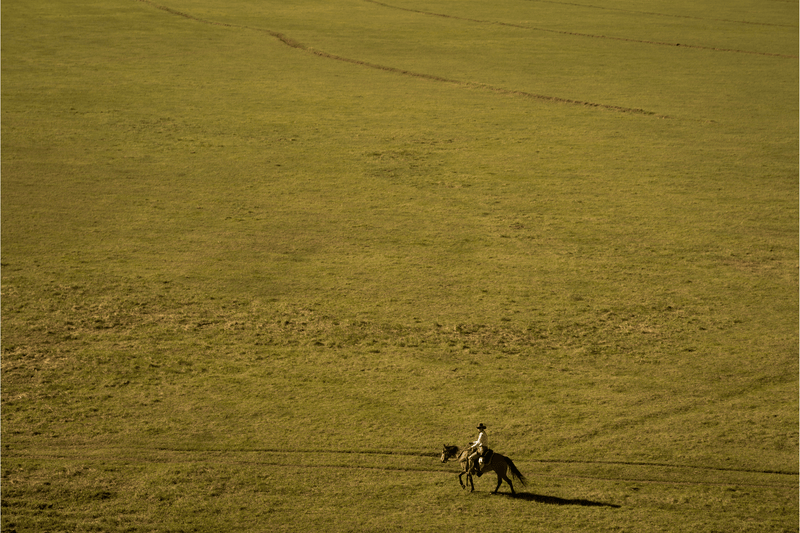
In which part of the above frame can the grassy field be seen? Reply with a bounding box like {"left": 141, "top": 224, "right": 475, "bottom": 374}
{"left": 2, "top": 0, "right": 797, "bottom": 531}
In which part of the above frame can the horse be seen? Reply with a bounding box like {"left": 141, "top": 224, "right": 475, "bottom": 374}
{"left": 440, "top": 444, "right": 527, "bottom": 494}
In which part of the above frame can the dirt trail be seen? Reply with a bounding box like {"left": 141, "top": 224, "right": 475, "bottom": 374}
{"left": 526, "top": 0, "right": 798, "bottom": 29}
{"left": 13, "top": 444, "right": 798, "bottom": 489}
{"left": 134, "top": 0, "right": 669, "bottom": 117}
{"left": 365, "top": 0, "right": 798, "bottom": 59}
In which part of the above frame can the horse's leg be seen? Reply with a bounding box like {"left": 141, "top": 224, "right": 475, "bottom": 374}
{"left": 458, "top": 471, "right": 466, "bottom": 489}
{"left": 486, "top": 458, "right": 502, "bottom": 494}
{"left": 504, "top": 461, "right": 517, "bottom": 495}
{"left": 505, "top": 474, "right": 515, "bottom": 495}
{"left": 495, "top": 465, "right": 515, "bottom": 495}
{"left": 460, "top": 457, "right": 475, "bottom": 492}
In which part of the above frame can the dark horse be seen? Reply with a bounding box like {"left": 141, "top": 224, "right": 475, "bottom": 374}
{"left": 440, "top": 444, "right": 527, "bottom": 494}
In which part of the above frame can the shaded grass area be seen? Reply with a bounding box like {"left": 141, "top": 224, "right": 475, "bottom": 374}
{"left": 2, "top": 0, "right": 797, "bottom": 531}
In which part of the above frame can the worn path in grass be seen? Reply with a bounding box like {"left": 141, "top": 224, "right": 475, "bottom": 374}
{"left": 135, "top": 0, "right": 670, "bottom": 116}
{"left": 364, "top": 0, "right": 798, "bottom": 57}
{"left": 13, "top": 444, "right": 798, "bottom": 486}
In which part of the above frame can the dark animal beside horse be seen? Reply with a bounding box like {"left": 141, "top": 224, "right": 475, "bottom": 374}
{"left": 440, "top": 444, "right": 527, "bottom": 494}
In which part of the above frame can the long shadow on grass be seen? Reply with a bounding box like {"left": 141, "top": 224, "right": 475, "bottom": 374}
{"left": 498, "top": 492, "right": 621, "bottom": 508}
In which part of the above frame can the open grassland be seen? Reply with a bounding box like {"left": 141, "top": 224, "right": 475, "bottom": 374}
{"left": 2, "top": 0, "right": 797, "bottom": 531}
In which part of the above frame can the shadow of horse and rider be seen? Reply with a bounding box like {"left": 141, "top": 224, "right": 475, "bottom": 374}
{"left": 440, "top": 445, "right": 620, "bottom": 508}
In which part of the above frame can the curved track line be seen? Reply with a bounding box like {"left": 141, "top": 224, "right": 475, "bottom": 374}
{"left": 526, "top": 0, "right": 798, "bottom": 28}
{"left": 174, "top": 447, "right": 799, "bottom": 478}
{"left": 19, "top": 443, "right": 798, "bottom": 479}
{"left": 134, "top": 0, "right": 669, "bottom": 117}
{"left": 533, "top": 458, "right": 799, "bottom": 477}
{"left": 11, "top": 448, "right": 797, "bottom": 489}
{"left": 365, "top": 0, "right": 797, "bottom": 58}
{"left": 534, "top": 472, "right": 795, "bottom": 489}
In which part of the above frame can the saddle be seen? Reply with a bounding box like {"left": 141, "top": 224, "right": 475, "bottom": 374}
{"left": 480, "top": 447, "right": 494, "bottom": 465}
{"left": 472, "top": 447, "right": 494, "bottom": 476}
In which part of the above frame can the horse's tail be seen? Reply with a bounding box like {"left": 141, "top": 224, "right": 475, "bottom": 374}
{"left": 505, "top": 456, "right": 527, "bottom": 486}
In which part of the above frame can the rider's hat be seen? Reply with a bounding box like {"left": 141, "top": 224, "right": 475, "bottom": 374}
{"left": 477, "top": 423, "right": 487, "bottom": 430}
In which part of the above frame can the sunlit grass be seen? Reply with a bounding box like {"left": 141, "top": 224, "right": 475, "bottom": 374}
{"left": 2, "top": 0, "right": 797, "bottom": 531}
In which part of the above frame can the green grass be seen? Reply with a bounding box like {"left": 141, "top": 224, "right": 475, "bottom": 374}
{"left": 2, "top": 0, "right": 797, "bottom": 531}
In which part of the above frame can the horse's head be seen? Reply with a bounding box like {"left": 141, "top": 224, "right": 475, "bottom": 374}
{"left": 440, "top": 445, "right": 458, "bottom": 463}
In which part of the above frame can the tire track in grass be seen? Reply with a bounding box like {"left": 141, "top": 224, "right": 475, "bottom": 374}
{"left": 364, "top": 0, "right": 798, "bottom": 59}
{"left": 155, "top": 446, "right": 800, "bottom": 478}
{"left": 14, "top": 445, "right": 797, "bottom": 488}
{"left": 134, "top": 0, "right": 669, "bottom": 117}
{"left": 525, "top": 0, "right": 798, "bottom": 29}
{"left": 531, "top": 458, "right": 799, "bottom": 477}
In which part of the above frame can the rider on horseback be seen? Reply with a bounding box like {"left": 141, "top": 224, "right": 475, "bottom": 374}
{"left": 467, "top": 423, "right": 488, "bottom": 477}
